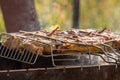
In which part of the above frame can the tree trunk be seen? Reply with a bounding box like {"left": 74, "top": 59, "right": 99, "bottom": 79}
{"left": 0, "top": 0, "right": 40, "bottom": 70}
{"left": 0, "top": 0, "right": 40, "bottom": 32}
{"left": 72, "top": 0, "right": 80, "bottom": 29}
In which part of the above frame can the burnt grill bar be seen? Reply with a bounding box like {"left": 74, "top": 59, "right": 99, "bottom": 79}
{"left": 0, "top": 65, "right": 120, "bottom": 80}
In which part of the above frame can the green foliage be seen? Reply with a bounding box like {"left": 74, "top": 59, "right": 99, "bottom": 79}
{"left": 0, "top": 0, "right": 120, "bottom": 33}
{"left": 81, "top": 0, "right": 120, "bottom": 32}
{"left": 35, "top": 0, "right": 72, "bottom": 30}
{"left": 0, "top": 10, "right": 5, "bottom": 33}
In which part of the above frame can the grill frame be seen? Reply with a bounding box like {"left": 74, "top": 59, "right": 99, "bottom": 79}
{"left": 0, "top": 30, "right": 120, "bottom": 66}
{"left": 0, "top": 64, "right": 119, "bottom": 80}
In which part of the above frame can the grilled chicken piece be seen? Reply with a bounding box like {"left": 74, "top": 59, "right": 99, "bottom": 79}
{"left": 3, "top": 34, "right": 43, "bottom": 55}
{"left": 3, "top": 35, "right": 22, "bottom": 49}
{"left": 2, "top": 27, "right": 120, "bottom": 55}
{"left": 19, "top": 43, "right": 43, "bottom": 55}
{"left": 57, "top": 43, "right": 100, "bottom": 54}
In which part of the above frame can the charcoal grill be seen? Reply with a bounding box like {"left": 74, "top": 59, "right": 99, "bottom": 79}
{"left": 0, "top": 30, "right": 120, "bottom": 80}
{"left": 0, "top": 30, "right": 120, "bottom": 66}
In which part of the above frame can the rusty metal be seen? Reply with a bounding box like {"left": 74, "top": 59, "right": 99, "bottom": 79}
{"left": 0, "top": 64, "right": 120, "bottom": 80}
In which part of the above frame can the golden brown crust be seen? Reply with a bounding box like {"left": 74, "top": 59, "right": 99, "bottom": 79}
{"left": 3, "top": 35, "right": 43, "bottom": 55}
{"left": 3, "top": 35, "right": 22, "bottom": 49}
{"left": 19, "top": 43, "right": 43, "bottom": 55}
{"left": 2, "top": 27, "right": 120, "bottom": 55}
{"left": 57, "top": 43, "right": 100, "bottom": 54}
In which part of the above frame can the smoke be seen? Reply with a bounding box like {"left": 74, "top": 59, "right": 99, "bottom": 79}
{"left": 56, "top": 53, "right": 117, "bottom": 66}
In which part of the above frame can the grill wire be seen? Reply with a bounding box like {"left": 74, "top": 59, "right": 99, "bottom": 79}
{"left": 0, "top": 31, "right": 120, "bottom": 66}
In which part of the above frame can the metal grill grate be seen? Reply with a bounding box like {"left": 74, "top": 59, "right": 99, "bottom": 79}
{"left": 0, "top": 30, "right": 120, "bottom": 66}
{"left": 0, "top": 33, "right": 39, "bottom": 64}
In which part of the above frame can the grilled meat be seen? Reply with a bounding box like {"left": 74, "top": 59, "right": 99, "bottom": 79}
{"left": 2, "top": 27, "right": 120, "bottom": 55}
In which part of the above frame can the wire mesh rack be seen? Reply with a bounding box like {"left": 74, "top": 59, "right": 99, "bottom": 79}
{"left": 0, "top": 30, "right": 120, "bottom": 67}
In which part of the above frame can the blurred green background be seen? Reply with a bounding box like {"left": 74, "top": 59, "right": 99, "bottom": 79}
{"left": 0, "top": 0, "right": 120, "bottom": 33}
